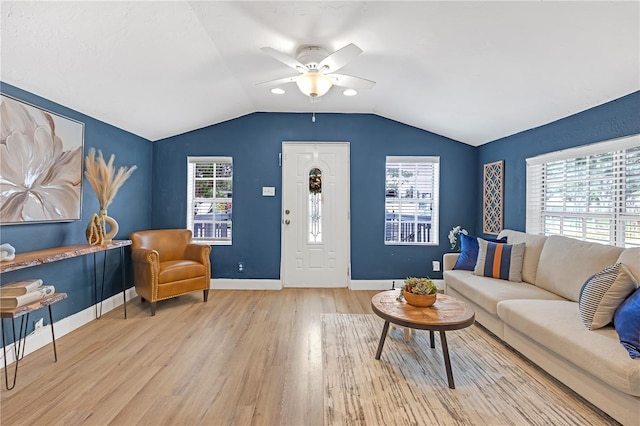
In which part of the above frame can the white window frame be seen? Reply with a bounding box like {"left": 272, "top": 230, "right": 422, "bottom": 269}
{"left": 186, "top": 156, "right": 233, "bottom": 245}
{"left": 526, "top": 134, "right": 640, "bottom": 248}
{"left": 384, "top": 156, "right": 440, "bottom": 245}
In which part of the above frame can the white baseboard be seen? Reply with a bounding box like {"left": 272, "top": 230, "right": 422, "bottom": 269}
{"left": 349, "top": 280, "right": 399, "bottom": 290}
{"left": 210, "top": 279, "right": 444, "bottom": 291}
{"left": 210, "top": 279, "right": 283, "bottom": 290}
{"left": 0, "top": 287, "right": 138, "bottom": 366}
{"left": 349, "top": 279, "right": 444, "bottom": 291}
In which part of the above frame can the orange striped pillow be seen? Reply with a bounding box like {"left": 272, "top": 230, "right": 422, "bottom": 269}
{"left": 474, "top": 239, "right": 526, "bottom": 282}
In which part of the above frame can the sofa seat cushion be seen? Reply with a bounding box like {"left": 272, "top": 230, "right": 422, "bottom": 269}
{"left": 444, "top": 270, "right": 564, "bottom": 315}
{"left": 159, "top": 260, "right": 206, "bottom": 284}
{"left": 497, "top": 299, "right": 640, "bottom": 396}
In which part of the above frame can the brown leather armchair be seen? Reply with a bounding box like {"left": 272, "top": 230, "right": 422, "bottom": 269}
{"left": 130, "top": 229, "right": 211, "bottom": 316}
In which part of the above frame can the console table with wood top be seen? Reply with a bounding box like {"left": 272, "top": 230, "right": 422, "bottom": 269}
{"left": 0, "top": 240, "right": 132, "bottom": 318}
{"left": 0, "top": 240, "right": 131, "bottom": 390}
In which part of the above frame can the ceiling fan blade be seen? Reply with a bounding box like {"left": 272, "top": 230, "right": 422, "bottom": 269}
{"left": 327, "top": 73, "right": 375, "bottom": 89}
{"left": 318, "top": 43, "right": 362, "bottom": 73}
{"left": 260, "top": 47, "right": 308, "bottom": 72}
{"left": 256, "top": 75, "right": 298, "bottom": 87}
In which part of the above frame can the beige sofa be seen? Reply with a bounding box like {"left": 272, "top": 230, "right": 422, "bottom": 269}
{"left": 443, "top": 230, "right": 640, "bottom": 425}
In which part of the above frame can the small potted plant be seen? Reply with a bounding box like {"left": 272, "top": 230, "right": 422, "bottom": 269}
{"left": 398, "top": 277, "right": 438, "bottom": 307}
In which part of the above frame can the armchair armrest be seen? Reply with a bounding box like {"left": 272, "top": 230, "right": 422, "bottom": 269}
{"left": 132, "top": 248, "right": 159, "bottom": 265}
{"left": 443, "top": 253, "right": 460, "bottom": 271}
{"left": 184, "top": 243, "right": 211, "bottom": 264}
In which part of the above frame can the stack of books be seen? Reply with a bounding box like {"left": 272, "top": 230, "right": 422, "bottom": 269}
{"left": 0, "top": 279, "right": 56, "bottom": 309}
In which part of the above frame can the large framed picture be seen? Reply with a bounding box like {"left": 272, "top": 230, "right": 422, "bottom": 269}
{"left": 0, "top": 94, "right": 84, "bottom": 224}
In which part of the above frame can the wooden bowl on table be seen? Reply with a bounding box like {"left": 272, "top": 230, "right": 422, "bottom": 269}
{"left": 402, "top": 290, "right": 437, "bottom": 307}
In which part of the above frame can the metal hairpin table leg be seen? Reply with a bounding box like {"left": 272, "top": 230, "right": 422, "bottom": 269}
{"left": 99, "top": 249, "right": 106, "bottom": 318}
{"left": 1, "top": 315, "right": 29, "bottom": 390}
{"left": 93, "top": 251, "right": 107, "bottom": 319}
{"left": 121, "top": 246, "right": 127, "bottom": 319}
{"left": 93, "top": 252, "right": 98, "bottom": 318}
{"left": 48, "top": 305, "right": 58, "bottom": 362}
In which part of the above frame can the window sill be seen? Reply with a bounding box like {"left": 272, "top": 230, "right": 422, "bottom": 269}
{"left": 192, "top": 240, "right": 232, "bottom": 246}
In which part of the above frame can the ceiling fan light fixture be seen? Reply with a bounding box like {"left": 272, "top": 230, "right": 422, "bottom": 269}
{"left": 296, "top": 72, "right": 333, "bottom": 98}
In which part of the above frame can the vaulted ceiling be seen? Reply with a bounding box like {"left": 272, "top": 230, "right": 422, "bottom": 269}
{"left": 2, "top": 1, "right": 638, "bottom": 146}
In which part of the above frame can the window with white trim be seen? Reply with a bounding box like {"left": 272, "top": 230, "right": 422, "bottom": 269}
{"left": 526, "top": 135, "right": 640, "bottom": 247}
{"left": 385, "top": 156, "right": 439, "bottom": 245}
{"left": 187, "top": 156, "right": 233, "bottom": 245}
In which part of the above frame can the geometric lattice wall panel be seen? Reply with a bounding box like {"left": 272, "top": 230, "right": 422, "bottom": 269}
{"left": 483, "top": 160, "right": 504, "bottom": 235}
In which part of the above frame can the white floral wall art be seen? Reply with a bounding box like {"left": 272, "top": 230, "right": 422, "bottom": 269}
{"left": 0, "top": 94, "right": 84, "bottom": 224}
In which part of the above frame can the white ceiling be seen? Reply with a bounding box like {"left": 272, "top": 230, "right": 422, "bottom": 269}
{"left": 2, "top": 1, "right": 638, "bottom": 146}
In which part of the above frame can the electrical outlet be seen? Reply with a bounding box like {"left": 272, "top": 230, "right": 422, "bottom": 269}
{"left": 34, "top": 318, "right": 44, "bottom": 330}
{"left": 432, "top": 260, "right": 441, "bottom": 272}
{"left": 238, "top": 262, "right": 244, "bottom": 272}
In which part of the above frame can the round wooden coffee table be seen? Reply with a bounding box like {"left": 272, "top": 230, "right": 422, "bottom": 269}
{"left": 371, "top": 289, "right": 475, "bottom": 389}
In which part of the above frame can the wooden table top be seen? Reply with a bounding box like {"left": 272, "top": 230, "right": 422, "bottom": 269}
{"left": 371, "top": 289, "right": 475, "bottom": 331}
{"left": 0, "top": 293, "right": 68, "bottom": 318}
{"left": 0, "top": 240, "right": 132, "bottom": 273}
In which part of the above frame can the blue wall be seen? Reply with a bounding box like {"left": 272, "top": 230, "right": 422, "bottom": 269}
{"left": 0, "top": 83, "right": 153, "bottom": 334}
{"left": 152, "top": 113, "right": 478, "bottom": 280}
{"left": 476, "top": 91, "right": 640, "bottom": 235}
{"left": 4, "top": 82, "right": 637, "bottom": 333}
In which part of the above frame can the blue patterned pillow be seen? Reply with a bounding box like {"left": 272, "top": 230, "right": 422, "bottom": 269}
{"left": 578, "top": 263, "right": 638, "bottom": 330}
{"left": 473, "top": 239, "right": 525, "bottom": 282}
{"left": 453, "top": 234, "right": 507, "bottom": 271}
{"left": 614, "top": 287, "right": 640, "bottom": 359}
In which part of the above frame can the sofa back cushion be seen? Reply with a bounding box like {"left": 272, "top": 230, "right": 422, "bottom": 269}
{"left": 536, "top": 235, "right": 624, "bottom": 301}
{"left": 497, "top": 229, "right": 547, "bottom": 284}
{"left": 617, "top": 247, "right": 640, "bottom": 283}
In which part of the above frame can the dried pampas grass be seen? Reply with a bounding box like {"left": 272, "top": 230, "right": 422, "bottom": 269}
{"left": 84, "top": 148, "right": 137, "bottom": 212}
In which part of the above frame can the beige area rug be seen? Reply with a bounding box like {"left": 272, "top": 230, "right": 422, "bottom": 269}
{"left": 322, "top": 314, "right": 616, "bottom": 426}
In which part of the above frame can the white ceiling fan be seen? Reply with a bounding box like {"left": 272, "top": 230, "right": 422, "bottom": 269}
{"left": 258, "top": 43, "right": 375, "bottom": 100}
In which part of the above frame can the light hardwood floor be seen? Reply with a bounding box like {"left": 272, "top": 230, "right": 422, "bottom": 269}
{"left": 0, "top": 289, "right": 377, "bottom": 425}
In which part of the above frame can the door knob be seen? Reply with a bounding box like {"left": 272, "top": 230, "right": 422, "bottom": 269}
{"left": 284, "top": 219, "right": 291, "bottom": 225}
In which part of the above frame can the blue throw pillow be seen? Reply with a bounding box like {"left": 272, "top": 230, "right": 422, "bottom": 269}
{"left": 453, "top": 234, "right": 507, "bottom": 271}
{"left": 614, "top": 287, "right": 640, "bottom": 359}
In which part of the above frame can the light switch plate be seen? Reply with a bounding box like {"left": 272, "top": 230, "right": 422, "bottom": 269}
{"left": 262, "top": 187, "right": 276, "bottom": 196}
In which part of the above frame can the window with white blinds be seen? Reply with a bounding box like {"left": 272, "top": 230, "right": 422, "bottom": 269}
{"left": 186, "top": 156, "right": 233, "bottom": 245}
{"left": 526, "top": 135, "right": 640, "bottom": 247}
{"left": 385, "top": 156, "right": 439, "bottom": 245}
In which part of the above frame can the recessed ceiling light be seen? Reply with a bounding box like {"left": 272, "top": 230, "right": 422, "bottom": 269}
{"left": 343, "top": 89, "right": 358, "bottom": 97}
{"left": 271, "top": 88, "right": 285, "bottom": 95}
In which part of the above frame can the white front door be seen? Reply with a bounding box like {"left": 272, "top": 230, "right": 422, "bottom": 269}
{"left": 281, "top": 142, "right": 350, "bottom": 287}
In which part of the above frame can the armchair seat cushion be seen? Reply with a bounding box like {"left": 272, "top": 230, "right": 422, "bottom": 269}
{"left": 159, "top": 260, "right": 207, "bottom": 284}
